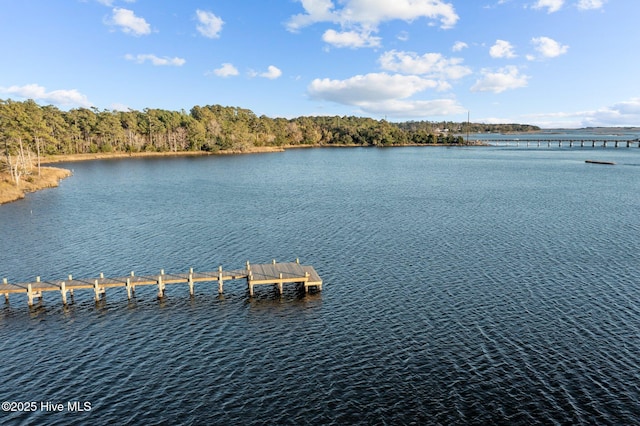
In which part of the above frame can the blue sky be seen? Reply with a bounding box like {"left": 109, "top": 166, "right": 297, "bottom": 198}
{"left": 0, "top": 0, "right": 638, "bottom": 128}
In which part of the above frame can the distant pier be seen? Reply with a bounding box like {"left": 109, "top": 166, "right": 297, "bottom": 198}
{"left": 0, "top": 259, "right": 323, "bottom": 307}
{"left": 483, "top": 139, "right": 640, "bottom": 148}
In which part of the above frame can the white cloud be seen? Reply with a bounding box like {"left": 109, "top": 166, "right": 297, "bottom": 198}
{"left": 96, "top": 0, "right": 136, "bottom": 6}
{"left": 125, "top": 54, "right": 186, "bottom": 66}
{"left": 308, "top": 72, "right": 464, "bottom": 118}
{"left": 576, "top": 0, "right": 605, "bottom": 10}
{"left": 0, "top": 84, "right": 92, "bottom": 108}
{"left": 526, "top": 98, "right": 640, "bottom": 127}
{"left": 287, "top": 0, "right": 337, "bottom": 31}
{"left": 108, "top": 8, "right": 151, "bottom": 36}
{"left": 532, "top": 0, "right": 564, "bottom": 13}
{"left": 397, "top": 31, "right": 410, "bottom": 42}
{"left": 287, "top": 0, "right": 459, "bottom": 47}
{"left": 212, "top": 63, "right": 239, "bottom": 77}
{"left": 530, "top": 36, "right": 569, "bottom": 59}
{"left": 378, "top": 50, "right": 471, "bottom": 80}
{"left": 490, "top": 40, "right": 517, "bottom": 58}
{"left": 250, "top": 65, "right": 283, "bottom": 79}
{"left": 471, "top": 66, "right": 530, "bottom": 93}
{"left": 322, "top": 29, "right": 381, "bottom": 48}
{"left": 308, "top": 72, "right": 440, "bottom": 105}
{"left": 452, "top": 41, "right": 468, "bottom": 52}
{"left": 357, "top": 98, "right": 466, "bottom": 117}
{"left": 196, "top": 9, "right": 224, "bottom": 39}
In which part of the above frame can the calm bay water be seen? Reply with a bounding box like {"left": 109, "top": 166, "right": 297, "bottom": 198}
{"left": 1, "top": 143, "right": 640, "bottom": 425}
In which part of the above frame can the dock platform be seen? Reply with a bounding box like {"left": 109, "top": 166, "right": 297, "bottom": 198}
{"left": 0, "top": 259, "right": 323, "bottom": 306}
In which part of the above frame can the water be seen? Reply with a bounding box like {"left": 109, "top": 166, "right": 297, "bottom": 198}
{"left": 1, "top": 144, "right": 640, "bottom": 425}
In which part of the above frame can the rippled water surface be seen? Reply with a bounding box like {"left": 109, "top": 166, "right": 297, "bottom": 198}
{"left": 1, "top": 146, "right": 640, "bottom": 425}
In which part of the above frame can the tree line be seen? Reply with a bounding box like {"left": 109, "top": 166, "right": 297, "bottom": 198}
{"left": 1, "top": 99, "right": 540, "bottom": 181}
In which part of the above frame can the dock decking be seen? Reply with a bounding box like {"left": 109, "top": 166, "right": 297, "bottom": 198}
{"left": 0, "top": 259, "right": 323, "bottom": 306}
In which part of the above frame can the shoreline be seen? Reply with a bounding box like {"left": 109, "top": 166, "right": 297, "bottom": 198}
{"left": 0, "top": 167, "right": 73, "bottom": 205}
{"left": 2, "top": 143, "right": 477, "bottom": 205}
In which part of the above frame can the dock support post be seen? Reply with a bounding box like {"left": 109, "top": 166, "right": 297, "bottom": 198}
{"left": 248, "top": 274, "right": 254, "bottom": 297}
{"left": 126, "top": 278, "right": 132, "bottom": 300}
{"left": 188, "top": 268, "right": 194, "bottom": 296}
{"left": 218, "top": 266, "right": 224, "bottom": 294}
{"left": 94, "top": 280, "right": 101, "bottom": 302}
{"left": 61, "top": 281, "right": 67, "bottom": 305}
{"left": 277, "top": 273, "right": 283, "bottom": 295}
{"left": 3, "top": 278, "right": 7, "bottom": 303}
{"left": 27, "top": 283, "right": 34, "bottom": 306}
{"left": 157, "top": 274, "right": 165, "bottom": 298}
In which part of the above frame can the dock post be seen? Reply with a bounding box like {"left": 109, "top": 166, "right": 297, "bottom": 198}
{"left": 27, "top": 283, "right": 34, "bottom": 306}
{"left": 277, "top": 273, "right": 283, "bottom": 295}
{"left": 126, "top": 278, "right": 132, "bottom": 300}
{"left": 188, "top": 268, "right": 194, "bottom": 296}
{"left": 94, "top": 280, "right": 101, "bottom": 302}
{"left": 218, "top": 266, "right": 224, "bottom": 294}
{"left": 248, "top": 273, "right": 254, "bottom": 297}
{"left": 296, "top": 258, "right": 300, "bottom": 264}
{"left": 246, "top": 261, "right": 251, "bottom": 272}
{"left": 100, "top": 273, "right": 104, "bottom": 279}
{"left": 157, "top": 275, "right": 164, "bottom": 298}
{"left": 61, "top": 281, "right": 67, "bottom": 305}
{"left": 272, "top": 259, "right": 276, "bottom": 264}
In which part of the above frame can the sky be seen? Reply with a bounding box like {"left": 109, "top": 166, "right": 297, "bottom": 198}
{"left": 0, "top": 0, "right": 638, "bottom": 128}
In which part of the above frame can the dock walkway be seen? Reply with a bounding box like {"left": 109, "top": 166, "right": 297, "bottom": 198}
{"left": 0, "top": 259, "right": 322, "bottom": 306}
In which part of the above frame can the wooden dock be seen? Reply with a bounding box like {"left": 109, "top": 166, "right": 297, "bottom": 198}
{"left": 0, "top": 259, "right": 323, "bottom": 306}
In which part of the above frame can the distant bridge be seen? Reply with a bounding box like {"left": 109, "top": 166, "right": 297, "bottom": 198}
{"left": 481, "top": 139, "right": 640, "bottom": 148}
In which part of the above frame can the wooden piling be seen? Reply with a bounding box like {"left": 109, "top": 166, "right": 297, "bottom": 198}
{"left": 157, "top": 273, "right": 165, "bottom": 298}
{"left": 126, "top": 278, "right": 132, "bottom": 300}
{"left": 248, "top": 273, "right": 254, "bottom": 296}
{"left": 61, "top": 281, "right": 67, "bottom": 304}
{"left": 218, "top": 266, "right": 224, "bottom": 294}
{"left": 94, "top": 280, "right": 101, "bottom": 302}
{"left": 188, "top": 268, "right": 194, "bottom": 296}
{"left": 27, "top": 283, "right": 34, "bottom": 306}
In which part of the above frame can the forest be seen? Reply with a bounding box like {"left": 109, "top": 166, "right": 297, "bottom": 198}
{"left": 0, "top": 98, "right": 540, "bottom": 183}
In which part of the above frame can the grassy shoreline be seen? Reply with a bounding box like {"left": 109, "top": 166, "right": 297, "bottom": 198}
{"left": 0, "top": 167, "right": 73, "bottom": 205}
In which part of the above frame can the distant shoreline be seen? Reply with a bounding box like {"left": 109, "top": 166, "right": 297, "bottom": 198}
{"left": 38, "top": 143, "right": 477, "bottom": 165}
